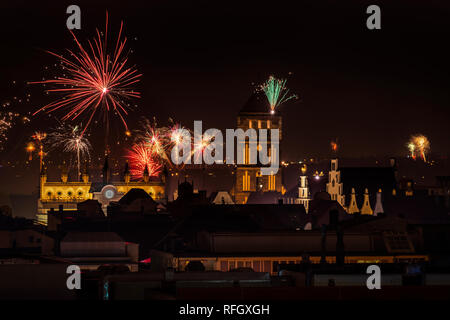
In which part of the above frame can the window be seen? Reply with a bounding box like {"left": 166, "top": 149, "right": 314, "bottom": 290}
{"left": 245, "top": 143, "right": 249, "bottom": 164}
{"left": 268, "top": 174, "right": 276, "bottom": 191}
{"left": 243, "top": 171, "right": 251, "bottom": 191}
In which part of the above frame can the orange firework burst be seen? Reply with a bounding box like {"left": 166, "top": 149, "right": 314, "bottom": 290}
{"left": 126, "top": 143, "right": 163, "bottom": 179}
{"left": 330, "top": 140, "right": 338, "bottom": 152}
{"left": 30, "top": 12, "right": 141, "bottom": 137}
{"left": 407, "top": 134, "right": 430, "bottom": 162}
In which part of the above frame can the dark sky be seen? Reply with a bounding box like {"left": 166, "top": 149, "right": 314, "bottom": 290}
{"left": 0, "top": 0, "right": 449, "bottom": 161}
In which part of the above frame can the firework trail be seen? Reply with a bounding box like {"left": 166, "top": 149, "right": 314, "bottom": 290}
{"left": 126, "top": 118, "right": 193, "bottom": 179}
{"left": 32, "top": 131, "right": 47, "bottom": 170}
{"left": 137, "top": 118, "right": 193, "bottom": 165}
{"left": 259, "top": 76, "right": 297, "bottom": 114}
{"left": 30, "top": 12, "right": 142, "bottom": 137}
{"left": 26, "top": 142, "right": 35, "bottom": 161}
{"left": 126, "top": 142, "right": 163, "bottom": 179}
{"left": 193, "top": 131, "right": 213, "bottom": 163}
{"left": 407, "top": 134, "right": 430, "bottom": 162}
{"left": 48, "top": 124, "right": 92, "bottom": 180}
{"left": 0, "top": 107, "right": 19, "bottom": 151}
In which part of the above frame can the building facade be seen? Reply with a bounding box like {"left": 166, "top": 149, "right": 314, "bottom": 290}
{"left": 233, "top": 93, "right": 284, "bottom": 204}
{"left": 37, "top": 163, "right": 165, "bottom": 224}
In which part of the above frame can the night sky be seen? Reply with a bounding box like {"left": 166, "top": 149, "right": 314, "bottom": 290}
{"left": 0, "top": 0, "right": 449, "bottom": 161}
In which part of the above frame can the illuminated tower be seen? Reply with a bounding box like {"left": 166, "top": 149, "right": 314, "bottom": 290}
{"left": 347, "top": 188, "right": 360, "bottom": 214}
{"left": 296, "top": 166, "right": 311, "bottom": 212}
{"left": 360, "top": 188, "right": 373, "bottom": 215}
{"left": 326, "top": 158, "right": 345, "bottom": 207}
{"left": 234, "top": 92, "right": 283, "bottom": 204}
{"left": 373, "top": 189, "right": 384, "bottom": 216}
{"left": 123, "top": 160, "right": 131, "bottom": 184}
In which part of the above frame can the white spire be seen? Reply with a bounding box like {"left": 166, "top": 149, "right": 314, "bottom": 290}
{"left": 373, "top": 188, "right": 384, "bottom": 216}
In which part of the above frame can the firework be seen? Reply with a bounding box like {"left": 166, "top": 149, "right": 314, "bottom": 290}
{"left": 407, "top": 134, "right": 430, "bottom": 162}
{"left": 330, "top": 140, "right": 338, "bottom": 153}
{"left": 26, "top": 142, "right": 35, "bottom": 161}
{"left": 0, "top": 108, "right": 19, "bottom": 151}
{"left": 48, "top": 124, "right": 92, "bottom": 180}
{"left": 32, "top": 131, "right": 47, "bottom": 170}
{"left": 407, "top": 142, "right": 416, "bottom": 160}
{"left": 30, "top": 13, "right": 142, "bottom": 137}
{"left": 126, "top": 142, "right": 163, "bottom": 179}
{"left": 134, "top": 118, "right": 193, "bottom": 166}
{"left": 193, "top": 131, "right": 213, "bottom": 163}
{"left": 259, "top": 76, "right": 297, "bottom": 114}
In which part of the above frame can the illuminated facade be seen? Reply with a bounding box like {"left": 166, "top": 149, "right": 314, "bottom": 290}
{"left": 326, "top": 159, "right": 345, "bottom": 207}
{"left": 233, "top": 93, "right": 284, "bottom": 204}
{"left": 37, "top": 163, "right": 165, "bottom": 225}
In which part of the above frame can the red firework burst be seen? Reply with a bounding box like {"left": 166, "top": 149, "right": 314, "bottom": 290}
{"left": 30, "top": 13, "right": 141, "bottom": 136}
{"left": 127, "top": 143, "right": 162, "bottom": 179}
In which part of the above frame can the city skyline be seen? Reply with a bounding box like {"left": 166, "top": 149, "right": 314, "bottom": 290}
{"left": 0, "top": 1, "right": 449, "bottom": 162}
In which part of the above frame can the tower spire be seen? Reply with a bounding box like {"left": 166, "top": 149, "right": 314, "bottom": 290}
{"left": 360, "top": 188, "right": 373, "bottom": 215}
{"left": 373, "top": 189, "right": 384, "bottom": 216}
{"left": 348, "top": 188, "right": 360, "bottom": 214}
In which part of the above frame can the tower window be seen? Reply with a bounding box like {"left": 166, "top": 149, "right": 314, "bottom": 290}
{"left": 268, "top": 174, "right": 276, "bottom": 191}
{"left": 243, "top": 171, "right": 251, "bottom": 191}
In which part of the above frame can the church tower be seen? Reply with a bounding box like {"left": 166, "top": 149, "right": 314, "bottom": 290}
{"left": 296, "top": 166, "right": 311, "bottom": 212}
{"left": 326, "top": 158, "right": 345, "bottom": 207}
{"left": 234, "top": 92, "right": 283, "bottom": 204}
